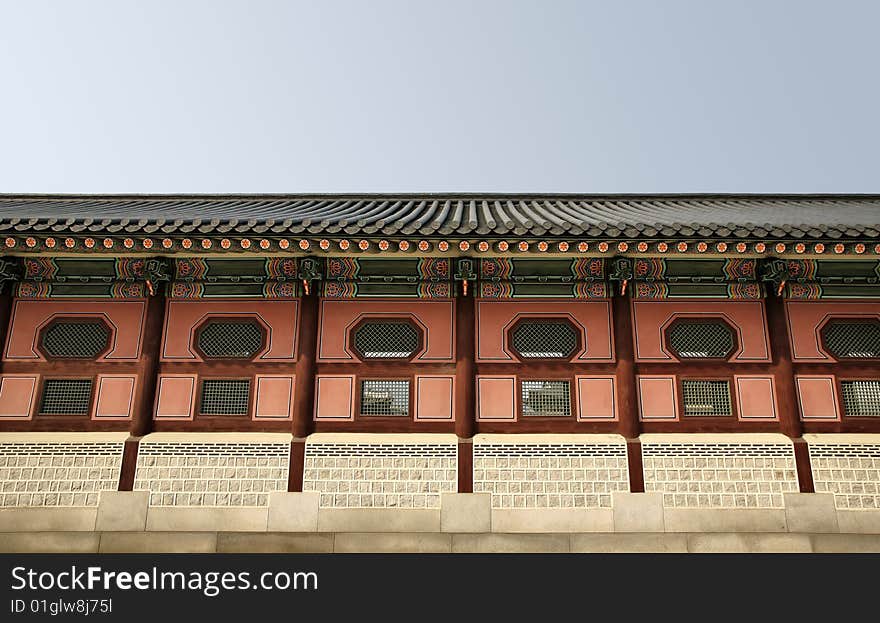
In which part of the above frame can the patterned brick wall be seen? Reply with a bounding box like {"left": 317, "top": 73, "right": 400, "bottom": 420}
{"left": 134, "top": 434, "right": 290, "bottom": 507}
{"left": 0, "top": 434, "right": 126, "bottom": 507}
{"left": 303, "top": 435, "right": 458, "bottom": 508}
{"left": 473, "top": 435, "right": 629, "bottom": 509}
{"left": 641, "top": 435, "right": 798, "bottom": 508}
{"left": 807, "top": 435, "right": 880, "bottom": 510}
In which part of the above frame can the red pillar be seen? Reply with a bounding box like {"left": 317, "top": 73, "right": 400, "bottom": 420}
{"left": 765, "top": 293, "right": 814, "bottom": 492}
{"left": 289, "top": 289, "right": 320, "bottom": 491}
{"left": 454, "top": 292, "right": 476, "bottom": 493}
{"left": 612, "top": 291, "right": 644, "bottom": 492}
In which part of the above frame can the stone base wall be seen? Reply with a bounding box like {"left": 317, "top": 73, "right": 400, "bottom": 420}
{"left": 806, "top": 434, "right": 880, "bottom": 510}
{"left": 303, "top": 434, "right": 458, "bottom": 508}
{"left": 0, "top": 433, "right": 127, "bottom": 508}
{"left": 133, "top": 433, "right": 291, "bottom": 507}
{"left": 641, "top": 434, "right": 799, "bottom": 509}
{"left": 473, "top": 434, "right": 628, "bottom": 508}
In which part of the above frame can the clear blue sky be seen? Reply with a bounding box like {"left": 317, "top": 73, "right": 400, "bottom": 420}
{"left": 0, "top": 1, "right": 877, "bottom": 193}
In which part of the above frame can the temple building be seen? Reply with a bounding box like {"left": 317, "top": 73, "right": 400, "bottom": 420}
{"left": 0, "top": 193, "right": 878, "bottom": 550}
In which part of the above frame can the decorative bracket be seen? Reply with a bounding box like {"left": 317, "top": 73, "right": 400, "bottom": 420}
{"left": 608, "top": 257, "right": 633, "bottom": 296}
{"left": 0, "top": 257, "right": 21, "bottom": 295}
{"left": 454, "top": 258, "right": 477, "bottom": 296}
{"left": 759, "top": 258, "right": 790, "bottom": 297}
{"left": 144, "top": 258, "right": 171, "bottom": 297}
{"left": 297, "top": 257, "right": 323, "bottom": 296}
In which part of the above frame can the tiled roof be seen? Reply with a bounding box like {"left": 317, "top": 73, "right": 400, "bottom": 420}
{"left": 0, "top": 194, "right": 878, "bottom": 239}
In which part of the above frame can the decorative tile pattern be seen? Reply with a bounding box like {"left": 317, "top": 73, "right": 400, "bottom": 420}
{"left": 303, "top": 443, "right": 457, "bottom": 508}
{"left": 809, "top": 442, "right": 880, "bottom": 510}
{"left": 134, "top": 442, "right": 289, "bottom": 507}
{"left": 642, "top": 441, "right": 798, "bottom": 508}
{"left": 0, "top": 442, "right": 124, "bottom": 507}
{"left": 473, "top": 442, "right": 629, "bottom": 509}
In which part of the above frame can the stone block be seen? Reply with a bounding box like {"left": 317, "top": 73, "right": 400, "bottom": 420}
{"left": 836, "top": 510, "right": 880, "bottom": 534}
{"left": 0, "top": 532, "right": 100, "bottom": 553}
{"left": 0, "top": 508, "right": 97, "bottom": 532}
{"left": 267, "top": 492, "right": 320, "bottom": 532}
{"left": 612, "top": 492, "right": 665, "bottom": 532}
{"left": 146, "top": 507, "right": 268, "bottom": 532}
{"left": 99, "top": 532, "right": 217, "bottom": 553}
{"left": 664, "top": 509, "right": 787, "bottom": 533}
{"left": 317, "top": 508, "right": 440, "bottom": 533}
{"left": 333, "top": 533, "right": 452, "bottom": 553}
{"left": 686, "top": 533, "right": 812, "bottom": 553}
{"left": 96, "top": 491, "right": 149, "bottom": 532}
{"left": 217, "top": 533, "right": 333, "bottom": 553}
{"left": 491, "top": 508, "right": 612, "bottom": 533}
{"left": 452, "top": 533, "right": 570, "bottom": 553}
{"left": 571, "top": 533, "right": 687, "bottom": 553}
{"left": 811, "top": 534, "right": 880, "bottom": 553}
{"left": 783, "top": 493, "right": 838, "bottom": 533}
{"left": 440, "top": 493, "right": 491, "bottom": 533}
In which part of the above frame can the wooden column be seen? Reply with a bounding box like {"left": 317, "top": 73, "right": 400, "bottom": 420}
{"left": 131, "top": 290, "right": 165, "bottom": 438}
{"left": 454, "top": 292, "right": 476, "bottom": 492}
{"left": 121, "top": 289, "right": 166, "bottom": 490}
{"left": 290, "top": 290, "right": 320, "bottom": 491}
{"left": 765, "top": 292, "right": 813, "bottom": 492}
{"left": 612, "top": 290, "right": 643, "bottom": 492}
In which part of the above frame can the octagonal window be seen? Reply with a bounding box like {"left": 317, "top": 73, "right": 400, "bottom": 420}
{"left": 821, "top": 320, "right": 880, "bottom": 359}
{"left": 197, "top": 321, "right": 265, "bottom": 359}
{"left": 353, "top": 321, "right": 421, "bottom": 360}
{"left": 41, "top": 320, "right": 111, "bottom": 359}
{"left": 511, "top": 320, "right": 579, "bottom": 359}
{"left": 667, "top": 320, "right": 735, "bottom": 360}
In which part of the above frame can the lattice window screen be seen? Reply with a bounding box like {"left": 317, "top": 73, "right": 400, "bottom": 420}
{"left": 353, "top": 322, "right": 420, "bottom": 359}
{"left": 521, "top": 380, "right": 572, "bottom": 417}
{"left": 841, "top": 380, "right": 880, "bottom": 417}
{"left": 511, "top": 321, "right": 578, "bottom": 359}
{"left": 822, "top": 321, "right": 880, "bottom": 359}
{"left": 359, "top": 380, "right": 410, "bottom": 416}
{"left": 682, "top": 380, "right": 732, "bottom": 417}
{"left": 197, "top": 322, "right": 264, "bottom": 359}
{"left": 41, "top": 322, "right": 110, "bottom": 359}
{"left": 199, "top": 379, "right": 251, "bottom": 416}
{"left": 668, "top": 322, "right": 735, "bottom": 359}
{"left": 38, "top": 379, "right": 93, "bottom": 415}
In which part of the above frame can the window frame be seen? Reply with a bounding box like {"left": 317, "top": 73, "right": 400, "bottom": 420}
{"left": 195, "top": 376, "right": 254, "bottom": 418}
{"left": 516, "top": 376, "right": 576, "bottom": 419}
{"left": 664, "top": 317, "right": 738, "bottom": 362}
{"left": 355, "top": 376, "right": 414, "bottom": 419}
{"left": 36, "top": 317, "right": 113, "bottom": 361}
{"left": 819, "top": 317, "right": 880, "bottom": 362}
{"left": 677, "top": 376, "right": 737, "bottom": 419}
{"left": 507, "top": 317, "right": 582, "bottom": 363}
{"left": 349, "top": 318, "right": 424, "bottom": 363}
{"left": 192, "top": 317, "right": 268, "bottom": 362}
{"left": 837, "top": 376, "right": 880, "bottom": 418}
{"left": 36, "top": 376, "right": 96, "bottom": 417}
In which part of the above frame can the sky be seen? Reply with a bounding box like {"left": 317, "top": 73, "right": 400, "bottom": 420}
{"left": 0, "top": 1, "right": 878, "bottom": 194}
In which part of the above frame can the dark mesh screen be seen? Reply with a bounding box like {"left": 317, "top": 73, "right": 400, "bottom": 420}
{"left": 669, "top": 322, "right": 735, "bottom": 359}
{"left": 682, "top": 380, "right": 732, "bottom": 417}
{"left": 199, "top": 379, "right": 251, "bottom": 416}
{"left": 39, "top": 379, "right": 93, "bottom": 415}
{"left": 822, "top": 321, "right": 880, "bottom": 359}
{"left": 197, "top": 322, "right": 264, "bottom": 359}
{"left": 354, "top": 322, "right": 420, "bottom": 359}
{"left": 512, "top": 322, "right": 578, "bottom": 359}
{"left": 41, "top": 322, "right": 110, "bottom": 359}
